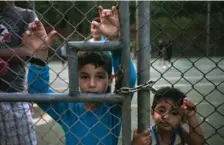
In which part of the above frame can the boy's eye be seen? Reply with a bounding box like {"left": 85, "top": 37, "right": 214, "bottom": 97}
{"left": 96, "top": 74, "right": 106, "bottom": 79}
{"left": 96, "top": 73, "right": 106, "bottom": 79}
{"left": 171, "top": 111, "right": 179, "bottom": 116}
{"left": 157, "top": 109, "right": 166, "bottom": 115}
{"left": 80, "top": 76, "right": 89, "bottom": 80}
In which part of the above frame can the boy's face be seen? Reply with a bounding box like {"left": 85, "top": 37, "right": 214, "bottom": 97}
{"left": 79, "top": 64, "right": 112, "bottom": 93}
{"left": 152, "top": 99, "right": 183, "bottom": 131}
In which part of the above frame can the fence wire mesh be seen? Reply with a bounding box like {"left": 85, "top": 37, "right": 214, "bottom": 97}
{"left": 133, "top": 1, "right": 224, "bottom": 145}
{"left": 0, "top": 1, "right": 223, "bottom": 145}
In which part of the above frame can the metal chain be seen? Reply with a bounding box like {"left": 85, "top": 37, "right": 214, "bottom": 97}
{"left": 114, "top": 80, "right": 156, "bottom": 94}
{"left": 113, "top": 65, "right": 157, "bottom": 94}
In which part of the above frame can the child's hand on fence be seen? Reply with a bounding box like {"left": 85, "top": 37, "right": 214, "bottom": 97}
{"left": 28, "top": 20, "right": 57, "bottom": 50}
{"left": 132, "top": 129, "right": 151, "bottom": 145}
{"left": 181, "top": 98, "right": 197, "bottom": 119}
{"left": 22, "top": 20, "right": 57, "bottom": 60}
{"left": 91, "top": 5, "right": 119, "bottom": 39}
{"left": 22, "top": 30, "right": 48, "bottom": 60}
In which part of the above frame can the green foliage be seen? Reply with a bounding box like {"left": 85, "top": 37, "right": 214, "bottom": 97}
{"left": 15, "top": 1, "right": 224, "bottom": 57}
{"left": 151, "top": 14, "right": 206, "bottom": 41}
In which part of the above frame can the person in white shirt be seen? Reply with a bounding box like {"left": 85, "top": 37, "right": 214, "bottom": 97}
{"left": 60, "top": 44, "right": 67, "bottom": 67}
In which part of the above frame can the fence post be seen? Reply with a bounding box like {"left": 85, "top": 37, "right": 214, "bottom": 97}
{"left": 206, "top": 1, "right": 211, "bottom": 56}
{"left": 67, "top": 43, "right": 79, "bottom": 96}
{"left": 32, "top": 1, "right": 35, "bottom": 11}
{"left": 119, "top": 1, "right": 132, "bottom": 145}
{"left": 136, "top": 1, "right": 151, "bottom": 132}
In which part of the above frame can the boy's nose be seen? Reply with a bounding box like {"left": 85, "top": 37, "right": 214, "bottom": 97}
{"left": 162, "top": 113, "right": 170, "bottom": 120}
{"left": 89, "top": 79, "right": 97, "bottom": 88}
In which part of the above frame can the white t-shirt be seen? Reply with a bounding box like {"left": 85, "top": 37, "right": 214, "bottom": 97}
{"left": 149, "top": 125, "right": 185, "bottom": 145}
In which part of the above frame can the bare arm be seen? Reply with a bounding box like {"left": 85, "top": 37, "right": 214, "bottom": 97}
{"left": 181, "top": 99, "right": 205, "bottom": 145}
{"left": 186, "top": 116, "right": 205, "bottom": 145}
{"left": 0, "top": 47, "right": 29, "bottom": 62}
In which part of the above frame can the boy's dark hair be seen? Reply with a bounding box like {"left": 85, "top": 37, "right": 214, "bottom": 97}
{"left": 151, "top": 87, "right": 186, "bottom": 110}
{"left": 77, "top": 51, "right": 112, "bottom": 76}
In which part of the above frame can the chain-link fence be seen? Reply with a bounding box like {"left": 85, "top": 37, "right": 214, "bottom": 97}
{"left": 134, "top": 1, "right": 224, "bottom": 145}
{"left": 0, "top": 1, "right": 224, "bottom": 145}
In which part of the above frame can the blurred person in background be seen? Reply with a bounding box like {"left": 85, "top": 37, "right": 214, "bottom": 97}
{"left": 59, "top": 43, "right": 67, "bottom": 67}
{"left": 157, "top": 39, "right": 172, "bottom": 69}
{"left": 0, "top": 1, "right": 38, "bottom": 144}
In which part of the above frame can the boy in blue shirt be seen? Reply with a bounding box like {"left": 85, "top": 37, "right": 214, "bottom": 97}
{"left": 24, "top": 5, "right": 136, "bottom": 145}
{"left": 28, "top": 51, "right": 136, "bottom": 145}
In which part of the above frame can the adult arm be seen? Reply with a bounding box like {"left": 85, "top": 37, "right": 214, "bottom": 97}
{"left": 0, "top": 47, "right": 29, "bottom": 61}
